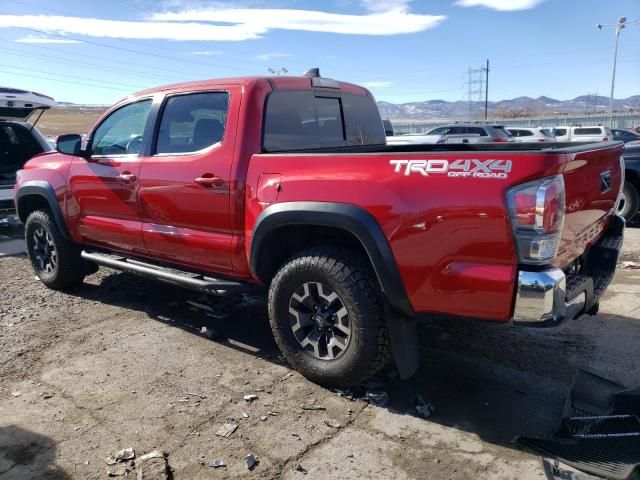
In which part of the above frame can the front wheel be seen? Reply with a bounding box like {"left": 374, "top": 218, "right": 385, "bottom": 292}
{"left": 25, "top": 209, "right": 86, "bottom": 289}
{"left": 268, "top": 247, "right": 389, "bottom": 387}
{"left": 617, "top": 181, "right": 639, "bottom": 222}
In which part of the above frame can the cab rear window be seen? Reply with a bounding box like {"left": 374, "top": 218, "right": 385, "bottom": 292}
{"left": 263, "top": 90, "right": 385, "bottom": 152}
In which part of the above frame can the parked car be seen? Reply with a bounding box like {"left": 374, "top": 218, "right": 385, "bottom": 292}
{"left": 425, "top": 123, "right": 514, "bottom": 143}
{"left": 507, "top": 127, "right": 556, "bottom": 143}
{"left": 1, "top": 87, "right": 55, "bottom": 212}
{"left": 14, "top": 71, "right": 625, "bottom": 387}
{"left": 386, "top": 133, "right": 445, "bottom": 145}
{"left": 506, "top": 127, "right": 556, "bottom": 143}
{"left": 552, "top": 125, "right": 612, "bottom": 143}
{"left": 619, "top": 143, "right": 640, "bottom": 221}
{"left": 612, "top": 128, "right": 640, "bottom": 144}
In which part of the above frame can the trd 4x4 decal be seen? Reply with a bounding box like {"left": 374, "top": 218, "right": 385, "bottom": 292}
{"left": 390, "top": 159, "right": 512, "bottom": 179}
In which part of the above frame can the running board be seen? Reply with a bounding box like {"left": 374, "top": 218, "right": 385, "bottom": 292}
{"left": 81, "top": 250, "right": 244, "bottom": 294}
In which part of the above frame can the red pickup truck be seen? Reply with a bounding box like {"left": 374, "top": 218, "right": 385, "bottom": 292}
{"left": 14, "top": 71, "right": 625, "bottom": 387}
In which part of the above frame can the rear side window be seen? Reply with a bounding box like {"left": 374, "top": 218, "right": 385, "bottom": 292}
{"left": 554, "top": 128, "right": 567, "bottom": 136}
{"left": 263, "top": 91, "right": 385, "bottom": 152}
{"left": 540, "top": 129, "right": 554, "bottom": 137}
{"left": 156, "top": 92, "right": 229, "bottom": 154}
{"left": 517, "top": 130, "right": 533, "bottom": 137}
{"left": 574, "top": 127, "right": 603, "bottom": 135}
{"left": 467, "top": 127, "right": 487, "bottom": 136}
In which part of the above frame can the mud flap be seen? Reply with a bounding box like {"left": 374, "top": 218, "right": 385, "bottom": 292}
{"left": 385, "top": 304, "right": 419, "bottom": 380}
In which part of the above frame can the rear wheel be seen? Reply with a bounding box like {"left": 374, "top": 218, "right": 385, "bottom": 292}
{"left": 268, "top": 247, "right": 390, "bottom": 387}
{"left": 617, "top": 181, "right": 639, "bottom": 221}
{"left": 25, "top": 209, "right": 86, "bottom": 289}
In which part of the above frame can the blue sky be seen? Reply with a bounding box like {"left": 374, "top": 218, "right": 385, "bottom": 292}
{"left": 0, "top": 0, "right": 638, "bottom": 105}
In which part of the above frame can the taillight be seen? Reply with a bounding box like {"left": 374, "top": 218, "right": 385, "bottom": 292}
{"left": 494, "top": 138, "right": 508, "bottom": 143}
{"left": 603, "top": 137, "right": 609, "bottom": 142}
{"left": 506, "top": 175, "right": 565, "bottom": 265}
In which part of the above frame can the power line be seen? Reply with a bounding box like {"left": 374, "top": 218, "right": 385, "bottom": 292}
{"left": 12, "top": 26, "right": 258, "bottom": 74}
{"left": 0, "top": 70, "right": 134, "bottom": 91}
{"left": 1, "top": 64, "right": 149, "bottom": 89}
{"left": 0, "top": 42, "right": 187, "bottom": 82}
{"left": 3, "top": 0, "right": 261, "bottom": 61}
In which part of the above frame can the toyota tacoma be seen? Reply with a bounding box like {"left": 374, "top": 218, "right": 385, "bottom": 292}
{"left": 14, "top": 71, "right": 625, "bottom": 386}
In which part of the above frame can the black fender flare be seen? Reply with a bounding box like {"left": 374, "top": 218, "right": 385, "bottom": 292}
{"left": 250, "top": 201, "right": 414, "bottom": 317}
{"left": 15, "top": 180, "right": 71, "bottom": 240}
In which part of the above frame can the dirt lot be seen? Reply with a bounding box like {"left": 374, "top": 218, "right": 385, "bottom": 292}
{"left": 35, "top": 107, "right": 107, "bottom": 138}
{"left": 1, "top": 222, "right": 639, "bottom": 479}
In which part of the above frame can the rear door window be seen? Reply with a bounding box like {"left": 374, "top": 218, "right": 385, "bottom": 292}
{"left": 155, "top": 91, "right": 229, "bottom": 154}
{"left": 554, "top": 128, "right": 567, "bottom": 137}
{"left": 574, "top": 127, "right": 603, "bottom": 136}
{"left": 467, "top": 127, "right": 487, "bottom": 136}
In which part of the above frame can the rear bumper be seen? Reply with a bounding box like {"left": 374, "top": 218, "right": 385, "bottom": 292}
{"left": 513, "top": 214, "right": 625, "bottom": 325}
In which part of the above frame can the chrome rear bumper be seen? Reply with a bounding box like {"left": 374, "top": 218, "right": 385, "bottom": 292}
{"left": 512, "top": 214, "right": 625, "bottom": 325}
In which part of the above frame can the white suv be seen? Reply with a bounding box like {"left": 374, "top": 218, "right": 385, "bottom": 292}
{"left": 425, "top": 123, "right": 514, "bottom": 144}
{"left": 552, "top": 126, "right": 612, "bottom": 143}
{"left": 507, "top": 127, "right": 556, "bottom": 143}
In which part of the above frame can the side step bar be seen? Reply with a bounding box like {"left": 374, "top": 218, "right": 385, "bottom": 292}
{"left": 81, "top": 250, "right": 244, "bottom": 294}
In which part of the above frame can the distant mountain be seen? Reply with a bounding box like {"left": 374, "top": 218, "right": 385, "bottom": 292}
{"left": 377, "top": 95, "right": 640, "bottom": 121}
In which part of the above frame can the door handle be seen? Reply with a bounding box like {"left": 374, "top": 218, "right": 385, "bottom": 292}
{"left": 116, "top": 172, "right": 137, "bottom": 183}
{"left": 194, "top": 174, "right": 224, "bottom": 187}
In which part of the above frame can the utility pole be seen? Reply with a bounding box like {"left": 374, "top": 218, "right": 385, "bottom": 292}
{"left": 597, "top": 16, "right": 638, "bottom": 126}
{"left": 464, "top": 61, "right": 489, "bottom": 120}
{"left": 484, "top": 59, "right": 489, "bottom": 120}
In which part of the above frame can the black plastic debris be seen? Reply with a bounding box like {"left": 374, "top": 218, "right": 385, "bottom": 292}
{"left": 519, "top": 369, "right": 640, "bottom": 480}
{"left": 244, "top": 453, "right": 258, "bottom": 470}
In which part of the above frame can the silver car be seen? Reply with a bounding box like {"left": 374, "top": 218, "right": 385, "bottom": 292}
{"left": 425, "top": 123, "right": 514, "bottom": 144}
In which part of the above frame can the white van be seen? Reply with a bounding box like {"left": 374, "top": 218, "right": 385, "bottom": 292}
{"left": 552, "top": 126, "right": 612, "bottom": 143}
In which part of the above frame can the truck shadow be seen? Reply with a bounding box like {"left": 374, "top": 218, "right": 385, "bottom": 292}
{"left": 67, "top": 268, "right": 640, "bottom": 456}
{"left": 0, "top": 425, "right": 71, "bottom": 479}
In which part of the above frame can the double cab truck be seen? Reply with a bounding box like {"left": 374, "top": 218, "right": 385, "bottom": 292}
{"left": 14, "top": 71, "right": 626, "bottom": 386}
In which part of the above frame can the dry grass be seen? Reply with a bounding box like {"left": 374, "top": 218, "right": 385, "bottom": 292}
{"left": 35, "top": 107, "right": 107, "bottom": 137}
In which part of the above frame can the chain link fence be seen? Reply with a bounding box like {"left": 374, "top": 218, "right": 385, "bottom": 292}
{"left": 390, "top": 112, "right": 640, "bottom": 135}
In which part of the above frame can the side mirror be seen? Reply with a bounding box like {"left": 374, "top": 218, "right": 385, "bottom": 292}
{"left": 56, "top": 134, "right": 83, "bottom": 156}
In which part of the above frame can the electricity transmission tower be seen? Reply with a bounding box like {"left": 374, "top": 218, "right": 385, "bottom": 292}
{"left": 463, "top": 60, "right": 490, "bottom": 120}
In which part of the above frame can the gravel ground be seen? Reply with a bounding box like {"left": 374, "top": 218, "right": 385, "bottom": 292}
{"left": 1, "top": 221, "right": 639, "bottom": 479}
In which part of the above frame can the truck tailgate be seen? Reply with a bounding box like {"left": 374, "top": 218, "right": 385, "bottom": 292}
{"left": 557, "top": 142, "right": 625, "bottom": 267}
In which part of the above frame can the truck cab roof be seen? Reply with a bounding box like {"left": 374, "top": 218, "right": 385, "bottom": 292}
{"left": 127, "top": 75, "right": 371, "bottom": 101}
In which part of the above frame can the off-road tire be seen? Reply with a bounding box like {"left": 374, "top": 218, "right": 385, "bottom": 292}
{"left": 618, "top": 181, "right": 639, "bottom": 222}
{"left": 268, "top": 247, "right": 390, "bottom": 387}
{"left": 25, "top": 209, "right": 86, "bottom": 289}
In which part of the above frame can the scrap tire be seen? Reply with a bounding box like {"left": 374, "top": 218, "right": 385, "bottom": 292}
{"left": 25, "top": 209, "right": 86, "bottom": 290}
{"left": 268, "top": 247, "right": 390, "bottom": 387}
{"left": 617, "top": 181, "right": 639, "bottom": 222}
